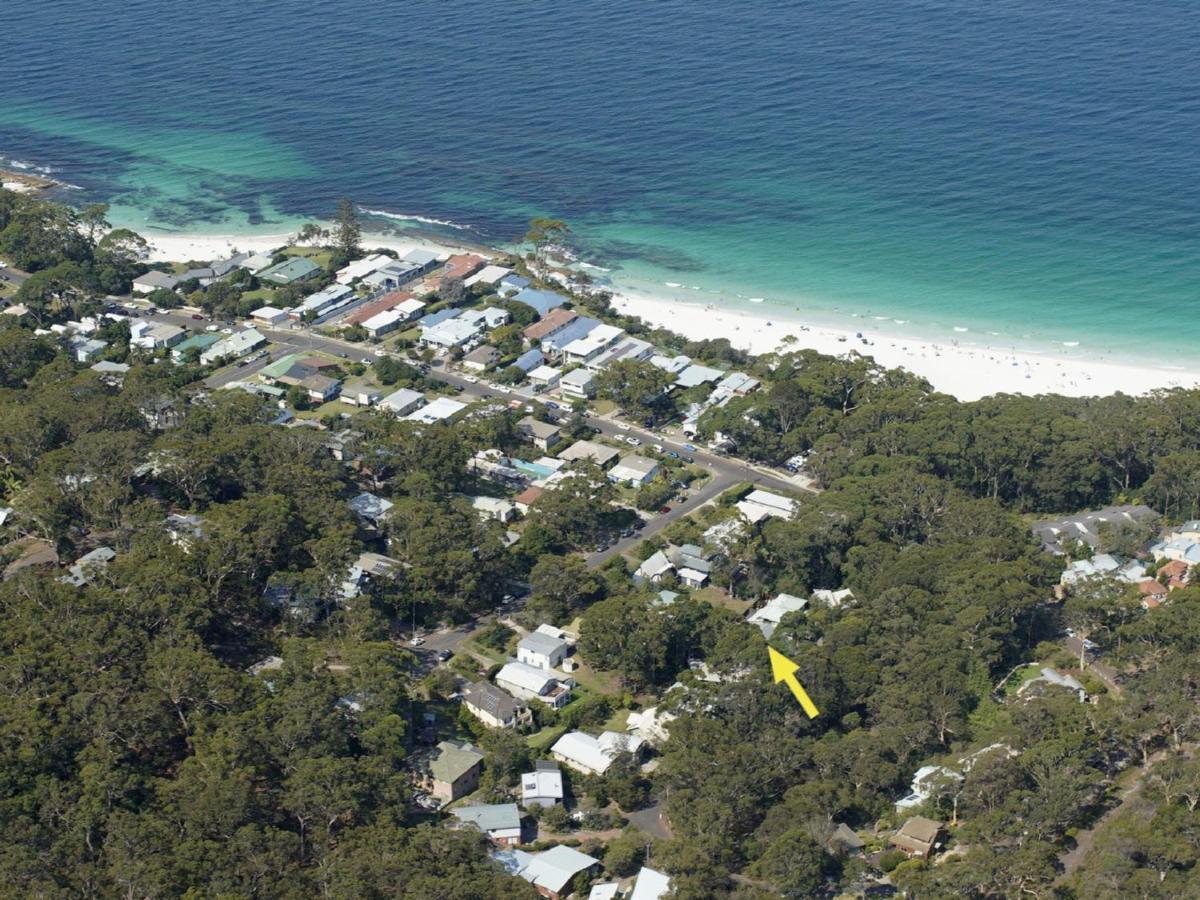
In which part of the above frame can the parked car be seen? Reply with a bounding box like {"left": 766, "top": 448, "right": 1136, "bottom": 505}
{"left": 360, "top": 357, "right": 371, "bottom": 364}
{"left": 191, "top": 313, "right": 204, "bottom": 320}
{"left": 680, "top": 455, "right": 694, "bottom": 463}
{"left": 665, "top": 450, "right": 680, "bottom": 459}
{"left": 337, "top": 351, "right": 348, "bottom": 358}
{"left": 658, "top": 506, "right": 671, "bottom": 514}
{"left": 463, "top": 375, "right": 479, "bottom": 383}
{"left": 626, "top": 437, "right": 642, "bottom": 446}
{"left": 546, "top": 401, "right": 559, "bottom": 409}
{"left": 409, "top": 636, "right": 425, "bottom": 647}
{"left": 0, "top": 260, "right": 7, "bottom": 268}
{"left": 374, "top": 349, "right": 386, "bottom": 357}
{"left": 437, "top": 649, "right": 453, "bottom": 662}
{"left": 683, "top": 443, "right": 697, "bottom": 451}
{"left": 652, "top": 443, "right": 664, "bottom": 452}
{"left": 617, "top": 422, "right": 630, "bottom": 431}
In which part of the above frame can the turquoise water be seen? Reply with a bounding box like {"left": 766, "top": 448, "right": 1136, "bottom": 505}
{"left": 2, "top": 0, "right": 1199, "bottom": 363}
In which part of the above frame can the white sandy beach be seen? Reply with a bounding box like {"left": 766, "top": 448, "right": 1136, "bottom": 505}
{"left": 608, "top": 288, "right": 1200, "bottom": 402}
{"left": 141, "top": 229, "right": 468, "bottom": 267}
{"left": 141, "top": 229, "right": 1200, "bottom": 402}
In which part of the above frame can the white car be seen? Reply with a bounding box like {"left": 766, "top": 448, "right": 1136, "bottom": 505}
{"left": 463, "top": 375, "right": 479, "bottom": 384}
{"left": 494, "top": 385, "right": 509, "bottom": 394}
{"left": 205, "top": 324, "right": 219, "bottom": 333}
{"left": 409, "top": 636, "right": 425, "bottom": 647}
{"left": 0, "top": 260, "right": 7, "bottom": 269}
{"left": 617, "top": 423, "right": 630, "bottom": 431}
{"left": 221, "top": 327, "right": 233, "bottom": 334}
{"left": 374, "top": 349, "right": 386, "bottom": 357}
{"left": 626, "top": 437, "right": 642, "bottom": 446}
{"left": 652, "top": 443, "right": 664, "bottom": 453}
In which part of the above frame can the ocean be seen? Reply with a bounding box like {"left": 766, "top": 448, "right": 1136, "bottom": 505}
{"left": 2, "top": 0, "right": 1198, "bottom": 363}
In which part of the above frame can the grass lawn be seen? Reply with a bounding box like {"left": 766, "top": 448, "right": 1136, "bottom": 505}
{"left": 592, "top": 399, "right": 616, "bottom": 416}
{"left": 282, "top": 245, "right": 333, "bottom": 268}
{"left": 240, "top": 286, "right": 278, "bottom": 305}
{"left": 526, "top": 723, "right": 568, "bottom": 751}
{"left": 569, "top": 662, "right": 621, "bottom": 696}
{"left": 602, "top": 708, "right": 631, "bottom": 732}
{"left": 295, "top": 398, "right": 358, "bottom": 420}
{"left": 692, "top": 585, "right": 751, "bottom": 614}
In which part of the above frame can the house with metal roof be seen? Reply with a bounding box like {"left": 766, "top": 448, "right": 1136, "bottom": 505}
{"left": 736, "top": 488, "right": 798, "bottom": 524}
{"left": 557, "top": 439, "right": 619, "bottom": 468}
{"left": 559, "top": 367, "right": 595, "bottom": 400}
{"left": 529, "top": 365, "right": 562, "bottom": 391}
{"left": 520, "top": 760, "right": 564, "bottom": 808}
{"left": 551, "top": 730, "right": 645, "bottom": 776}
{"left": 200, "top": 328, "right": 265, "bottom": 364}
{"left": 380, "top": 387, "right": 425, "bottom": 417}
{"left": 511, "top": 347, "right": 545, "bottom": 374}
{"left": 257, "top": 257, "right": 320, "bottom": 285}
{"left": 675, "top": 363, "right": 725, "bottom": 388}
{"left": 463, "top": 681, "right": 530, "bottom": 729}
{"left": 495, "top": 661, "right": 571, "bottom": 708}
{"left": 464, "top": 264, "right": 512, "bottom": 288}
{"left": 403, "top": 396, "right": 465, "bottom": 424}
{"left": 608, "top": 454, "right": 659, "bottom": 486}
{"left": 517, "top": 630, "right": 569, "bottom": 671}
{"left": 450, "top": 803, "right": 523, "bottom": 847}
{"left": 512, "top": 288, "right": 568, "bottom": 317}
{"left": 747, "top": 593, "right": 809, "bottom": 638}
{"left": 561, "top": 324, "right": 624, "bottom": 366}
{"left": 132, "top": 269, "right": 179, "bottom": 294}
{"left": 629, "top": 867, "right": 672, "bottom": 900}
{"left": 492, "top": 845, "right": 600, "bottom": 900}
{"left": 348, "top": 491, "right": 393, "bottom": 524}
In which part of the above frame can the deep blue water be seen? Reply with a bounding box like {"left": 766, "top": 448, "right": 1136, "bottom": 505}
{"left": 2, "top": 0, "right": 1199, "bottom": 360}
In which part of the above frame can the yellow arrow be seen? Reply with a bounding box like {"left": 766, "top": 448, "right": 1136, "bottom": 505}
{"left": 768, "top": 646, "right": 820, "bottom": 718}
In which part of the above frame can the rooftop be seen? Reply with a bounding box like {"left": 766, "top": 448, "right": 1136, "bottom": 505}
{"left": 450, "top": 802, "right": 521, "bottom": 835}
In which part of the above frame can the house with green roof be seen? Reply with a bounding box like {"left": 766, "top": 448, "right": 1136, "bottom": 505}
{"left": 257, "top": 257, "right": 321, "bottom": 286}
{"left": 171, "top": 332, "right": 222, "bottom": 363}
{"left": 421, "top": 740, "right": 484, "bottom": 803}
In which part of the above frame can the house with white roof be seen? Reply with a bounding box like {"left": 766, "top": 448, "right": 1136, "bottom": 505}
{"left": 559, "top": 367, "right": 595, "bottom": 400}
{"left": 464, "top": 264, "right": 511, "bottom": 288}
{"left": 551, "top": 730, "right": 645, "bottom": 776}
{"left": 335, "top": 253, "right": 391, "bottom": 284}
{"left": 362, "top": 308, "right": 407, "bottom": 337}
{"left": 289, "top": 283, "right": 354, "bottom": 321}
{"left": 421, "top": 314, "right": 481, "bottom": 349}
{"left": 471, "top": 495, "right": 518, "bottom": 523}
{"left": 379, "top": 387, "right": 425, "bottom": 417}
{"left": 630, "top": 867, "right": 672, "bottom": 900}
{"left": 200, "top": 328, "right": 265, "bottom": 364}
{"left": 736, "top": 489, "right": 798, "bottom": 524}
{"left": 747, "top": 593, "right": 808, "bottom": 638}
{"left": 561, "top": 324, "right": 624, "bottom": 366}
{"left": 403, "top": 396, "right": 465, "bottom": 424}
{"left": 608, "top": 455, "right": 660, "bottom": 486}
{"left": 517, "top": 630, "right": 570, "bottom": 670}
{"left": 585, "top": 336, "right": 655, "bottom": 371}
{"left": 649, "top": 354, "right": 691, "bottom": 375}
{"left": 495, "top": 661, "right": 572, "bottom": 708}
{"left": 521, "top": 760, "right": 564, "bottom": 808}
{"left": 250, "top": 306, "right": 289, "bottom": 327}
{"left": 529, "top": 365, "right": 562, "bottom": 391}
{"left": 492, "top": 845, "right": 600, "bottom": 900}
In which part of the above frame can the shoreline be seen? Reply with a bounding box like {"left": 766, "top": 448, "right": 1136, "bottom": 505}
{"left": 136, "top": 226, "right": 1200, "bottom": 402}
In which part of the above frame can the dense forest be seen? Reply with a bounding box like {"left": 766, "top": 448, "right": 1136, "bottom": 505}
{"left": 1, "top": 188, "right": 1199, "bottom": 897}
